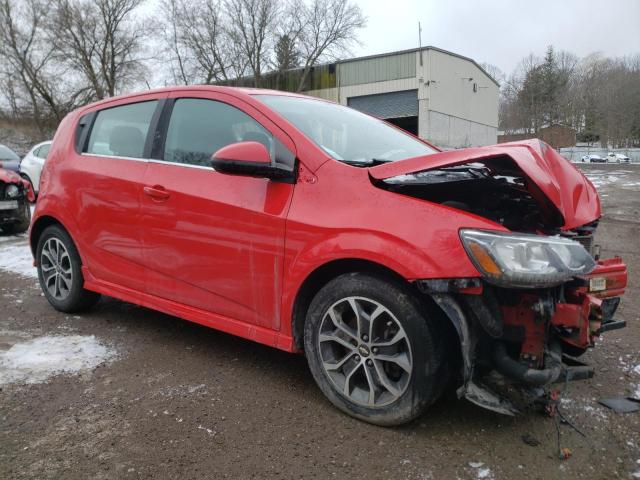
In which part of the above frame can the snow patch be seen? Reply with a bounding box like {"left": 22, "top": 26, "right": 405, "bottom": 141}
{"left": 469, "top": 462, "right": 494, "bottom": 480}
{"left": 0, "top": 243, "right": 37, "bottom": 278}
{"left": 0, "top": 335, "right": 116, "bottom": 385}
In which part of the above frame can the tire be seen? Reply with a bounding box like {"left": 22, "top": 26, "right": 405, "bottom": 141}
{"left": 36, "top": 224, "right": 100, "bottom": 312}
{"left": 304, "top": 273, "right": 444, "bottom": 426}
{"left": 2, "top": 202, "right": 30, "bottom": 234}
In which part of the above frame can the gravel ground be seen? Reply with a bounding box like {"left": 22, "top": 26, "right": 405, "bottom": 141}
{"left": 1, "top": 163, "right": 639, "bottom": 480}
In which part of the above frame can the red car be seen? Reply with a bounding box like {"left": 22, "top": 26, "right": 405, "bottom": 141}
{"left": 0, "top": 167, "right": 34, "bottom": 234}
{"left": 31, "top": 86, "right": 627, "bottom": 425}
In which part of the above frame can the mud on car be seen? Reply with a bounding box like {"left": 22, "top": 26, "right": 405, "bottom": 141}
{"left": 30, "top": 87, "right": 628, "bottom": 425}
{"left": 0, "top": 167, "right": 34, "bottom": 234}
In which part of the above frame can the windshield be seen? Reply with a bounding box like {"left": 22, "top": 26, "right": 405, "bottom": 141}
{"left": 0, "top": 145, "right": 20, "bottom": 162}
{"left": 256, "top": 94, "right": 437, "bottom": 165}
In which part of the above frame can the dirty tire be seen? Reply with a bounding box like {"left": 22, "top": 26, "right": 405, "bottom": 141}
{"left": 36, "top": 224, "right": 100, "bottom": 313}
{"left": 304, "top": 273, "right": 443, "bottom": 426}
{"left": 3, "top": 202, "right": 31, "bottom": 234}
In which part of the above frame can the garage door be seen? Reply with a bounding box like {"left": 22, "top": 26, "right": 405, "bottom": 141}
{"left": 347, "top": 90, "right": 418, "bottom": 119}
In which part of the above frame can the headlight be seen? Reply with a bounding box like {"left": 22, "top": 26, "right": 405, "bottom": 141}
{"left": 5, "top": 184, "right": 20, "bottom": 198}
{"left": 460, "top": 229, "right": 596, "bottom": 288}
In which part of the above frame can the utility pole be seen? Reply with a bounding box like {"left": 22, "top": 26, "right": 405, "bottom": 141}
{"left": 418, "top": 22, "right": 423, "bottom": 66}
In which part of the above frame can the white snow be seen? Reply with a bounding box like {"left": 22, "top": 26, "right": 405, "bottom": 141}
{"left": 468, "top": 462, "right": 494, "bottom": 480}
{"left": 0, "top": 243, "right": 37, "bottom": 278}
{"left": 0, "top": 335, "right": 116, "bottom": 385}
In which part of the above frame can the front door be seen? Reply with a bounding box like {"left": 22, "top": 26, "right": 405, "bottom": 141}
{"left": 139, "top": 92, "right": 296, "bottom": 329}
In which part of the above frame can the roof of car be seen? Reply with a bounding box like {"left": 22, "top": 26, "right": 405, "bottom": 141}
{"left": 79, "top": 85, "right": 310, "bottom": 114}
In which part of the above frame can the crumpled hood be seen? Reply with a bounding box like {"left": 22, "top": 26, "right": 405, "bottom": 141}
{"left": 0, "top": 167, "right": 35, "bottom": 201}
{"left": 369, "top": 139, "right": 600, "bottom": 231}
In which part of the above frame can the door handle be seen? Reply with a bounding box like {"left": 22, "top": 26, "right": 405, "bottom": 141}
{"left": 143, "top": 185, "right": 170, "bottom": 201}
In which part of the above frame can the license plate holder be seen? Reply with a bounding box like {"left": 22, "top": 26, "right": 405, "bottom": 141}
{"left": 0, "top": 200, "right": 18, "bottom": 211}
{"left": 589, "top": 277, "right": 607, "bottom": 292}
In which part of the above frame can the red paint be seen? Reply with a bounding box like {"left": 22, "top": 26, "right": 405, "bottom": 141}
{"left": 213, "top": 141, "right": 271, "bottom": 164}
{"left": 30, "top": 85, "right": 626, "bottom": 354}
{"left": 501, "top": 258, "right": 627, "bottom": 357}
{"left": 0, "top": 167, "right": 34, "bottom": 201}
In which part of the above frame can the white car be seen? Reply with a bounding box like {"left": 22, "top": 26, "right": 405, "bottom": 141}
{"left": 581, "top": 154, "right": 606, "bottom": 163}
{"left": 606, "top": 152, "right": 631, "bottom": 164}
{"left": 20, "top": 140, "right": 51, "bottom": 194}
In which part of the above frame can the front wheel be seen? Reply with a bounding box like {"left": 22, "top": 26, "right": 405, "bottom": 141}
{"left": 304, "top": 273, "right": 444, "bottom": 426}
{"left": 36, "top": 225, "right": 100, "bottom": 312}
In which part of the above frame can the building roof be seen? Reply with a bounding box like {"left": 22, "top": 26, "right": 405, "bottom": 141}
{"left": 331, "top": 46, "right": 501, "bottom": 87}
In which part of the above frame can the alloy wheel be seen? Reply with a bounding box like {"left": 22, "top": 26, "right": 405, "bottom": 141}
{"left": 40, "top": 237, "right": 73, "bottom": 300}
{"left": 317, "top": 296, "right": 413, "bottom": 407}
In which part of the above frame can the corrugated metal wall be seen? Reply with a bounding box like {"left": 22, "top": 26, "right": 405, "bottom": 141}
{"left": 347, "top": 90, "right": 418, "bottom": 118}
{"left": 339, "top": 52, "right": 416, "bottom": 87}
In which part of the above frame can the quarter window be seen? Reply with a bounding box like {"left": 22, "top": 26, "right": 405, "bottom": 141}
{"left": 163, "top": 99, "right": 274, "bottom": 167}
{"left": 36, "top": 144, "right": 51, "bottom": 159}
{"left": 86, "top": 101, "right": 158, "bottom": 158}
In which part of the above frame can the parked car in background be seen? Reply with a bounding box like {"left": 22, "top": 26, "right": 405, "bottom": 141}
{"left": 606, "top": 152, "right": 630, "bottom": 163}
{"left": 581, "top": 154, "right": 606, "bottom": 163}
{"left": 31, "top": 86, "right": 628, "bottom": 425}
{"left": 0, "top": 144, "right": 22, "bottom": 172}
{"left": 20, "top": 140, "right": 52, "bottom": 194}
{"left": 0, "top": 166, "right": 34, "bottom": 234}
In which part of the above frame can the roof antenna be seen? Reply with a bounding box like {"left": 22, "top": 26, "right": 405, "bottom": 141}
{"left": 418, "top": 22, "right": 423, "bottom": 66}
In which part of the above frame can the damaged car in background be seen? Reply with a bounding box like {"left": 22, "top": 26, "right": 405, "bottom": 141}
{"left": 0, "top": 166, "right": 34, "bottom": 234}
{"left": 31, "top": 88, "right": 627, "bottom": 426}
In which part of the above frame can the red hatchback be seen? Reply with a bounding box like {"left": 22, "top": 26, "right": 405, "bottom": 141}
{"left": 31, "top": 86, "right": 627, "bottom": 425}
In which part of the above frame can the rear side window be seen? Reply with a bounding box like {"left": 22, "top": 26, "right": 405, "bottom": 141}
{"left": 163, "top": 98, "right": 273, "bottom": 167}
{"left": 86, "top": 101, "right": 157, "bottom": 159}
{"left": 36, "top": 144, "right": 51, "bottom": 159}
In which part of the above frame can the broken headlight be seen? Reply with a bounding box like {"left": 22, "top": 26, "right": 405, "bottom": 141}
{"left": 5, "top": 184, "right": 20, "bottom": 198}
{"left": 460, "top": 229, "right": 596, "bottom": 288}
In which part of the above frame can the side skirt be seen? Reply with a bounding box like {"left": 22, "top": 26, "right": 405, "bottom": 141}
{"left": 82, "top": 267, "right": 295, "bottom": 353}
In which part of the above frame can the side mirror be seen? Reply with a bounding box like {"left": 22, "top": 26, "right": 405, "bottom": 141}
{"left": 211, "top": 141, "right": 295, "bottom": 183}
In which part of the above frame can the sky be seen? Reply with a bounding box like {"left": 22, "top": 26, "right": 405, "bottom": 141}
{"left": 350, "top": 0, "right": 640, "bottom": 76}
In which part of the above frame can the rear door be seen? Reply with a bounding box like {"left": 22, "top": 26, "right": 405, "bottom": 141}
{"left": 139, "top": 91, "right": 296, "bottom": 329}
{"left": 73, "top": 96, "right": 165, "bottom": 291}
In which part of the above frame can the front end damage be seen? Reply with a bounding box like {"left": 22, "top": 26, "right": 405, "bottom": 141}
{"left": 370, "top": 140, "right": 629, "bottom": 415}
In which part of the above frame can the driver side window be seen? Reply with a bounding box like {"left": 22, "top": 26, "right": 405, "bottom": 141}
{"left": 163, "top": 98, "right": 274, "bottom": 167}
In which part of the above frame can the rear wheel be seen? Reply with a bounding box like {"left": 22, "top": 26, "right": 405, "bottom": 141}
{"left": 304, "top": 273, "right": 444, "bottom": 426}
{"left": 36, "top": 225, "right": 100, "bottom": 312}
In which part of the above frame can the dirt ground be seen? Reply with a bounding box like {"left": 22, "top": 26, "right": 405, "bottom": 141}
{"left": 1, "top": 163, "right": 639, "bottom": 480}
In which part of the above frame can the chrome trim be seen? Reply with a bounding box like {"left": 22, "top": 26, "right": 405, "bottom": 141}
{"left": 148, "top": 159, "right": 213, "bottom": 171}
{"left": 80, "top": 152, "right": 149, "bottom": 163}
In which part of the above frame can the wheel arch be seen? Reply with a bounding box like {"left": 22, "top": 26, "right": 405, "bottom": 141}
{"left": 291, "top": 258, "right": 425, "bottom": 351}
{"left": 30, "top": 215, "right": 71, "bottom": 259}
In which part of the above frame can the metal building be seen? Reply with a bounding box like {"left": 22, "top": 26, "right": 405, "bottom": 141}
{"left": 302, "top": 47, "right": 500, "bottom": 149}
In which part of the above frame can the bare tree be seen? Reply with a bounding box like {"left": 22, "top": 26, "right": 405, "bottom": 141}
{"left": 225, "top": 0, "right": 280, "bottom": 87}
{"left": 293, "top": 0, "right": 365, "bottom": 91}
{"left": 159, "top": 0, "right": 246, "bottom": 85}
{"left": 0, "top": 0, "right": 65, "bottom": 125}
{"left": 50, "top": 0, "right": 147, "bottom": 100}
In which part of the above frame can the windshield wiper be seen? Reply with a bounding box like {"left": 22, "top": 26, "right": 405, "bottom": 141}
{"left": 341, "top": 158, "right": 393, "bottom": 167}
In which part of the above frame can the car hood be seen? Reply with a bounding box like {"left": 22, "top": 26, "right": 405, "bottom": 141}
{"left": 0, "top": 160, "right": 20, "bottom": 172}
{"left": 369, "top": 139, "right": 600, "bottom": 231}
{"left": 0, "top": 167, "right": 22, "bottom": 184}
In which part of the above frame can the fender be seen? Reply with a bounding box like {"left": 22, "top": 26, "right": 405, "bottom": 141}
{"left": 30, "top": 197, "right": 84, "bottom": 262}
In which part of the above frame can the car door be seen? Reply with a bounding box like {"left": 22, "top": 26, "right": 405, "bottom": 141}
{"left": 139, "top": 91, "right": 296, "bottom": 329}
{"left": 72, "top": 96, "right": 165, "bottom": 292}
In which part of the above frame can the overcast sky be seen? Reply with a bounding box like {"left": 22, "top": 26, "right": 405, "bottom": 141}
{"left": 350, "top": 0, "right": 640, "bottom": 75}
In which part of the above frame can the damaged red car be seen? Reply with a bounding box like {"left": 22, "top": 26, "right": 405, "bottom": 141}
{"left": 31, "top": 87, "right": 627, "bottom": 425}
{"left": 0, "top": 167, "right": 33, "bottom": 234}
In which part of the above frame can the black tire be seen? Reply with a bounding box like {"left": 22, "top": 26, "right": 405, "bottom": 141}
{"left": 304, "top": 273, "right": 444, "bottom": 426}
{"left": 36, "top": 224, "right": 100, "bottom": 312}
{"left": 2, "top": 202, "right": 31, "bottom": 234}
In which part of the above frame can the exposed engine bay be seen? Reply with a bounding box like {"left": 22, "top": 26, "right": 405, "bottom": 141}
{"left": 372, "top": 149, "right": 628, "bottom": 415}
